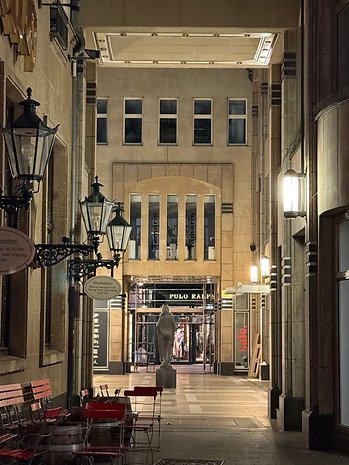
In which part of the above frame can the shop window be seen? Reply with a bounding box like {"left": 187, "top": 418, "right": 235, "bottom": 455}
{"left": 148, "top": 195, "right": 160, "bottom": 260}
{"left": 338, "top": 219, "right": 349, "bottom": 426}
{"left": 97, "top": 98, "right": 108, "bottom": 144}
{"left": 234, "top": 311, "right": 249, "bottom": 370}
{"left": 185, "top": 195, "right": 197, "bottom": 260}
{"left": 159, "top": 99, "right": 177, "bottom": 144}
{"left": 129, "top": 195, "right": 142, "bottom": 260}
{"left": 167, "top": 195, "right": 178, "bottom": 260}
{"left": 124, "top": 99, "right": 142, "bottom": 144}
{"left": 193, "top": 99, "right": 212, "bottom": 145}
{"left": 204, "top": 195, "right": 215, "bottom": 260}
{"left": 228, "top": 98, "right": 247, "bottom": 145}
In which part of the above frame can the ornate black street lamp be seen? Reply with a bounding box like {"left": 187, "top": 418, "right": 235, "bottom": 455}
{"left": 106, "top": 203, "right": 132, "bottom": 261}
{"left": 37, "top": 177, "right": 132, "bottom": 279}
{"left": 1, "top": 88, "right": 58, "bottom": 213}
{"left": 1, "top": 88, "right": 131, "bottom": 278}
{"left": 80, "top": 177, "right": 114, "bottom": 251}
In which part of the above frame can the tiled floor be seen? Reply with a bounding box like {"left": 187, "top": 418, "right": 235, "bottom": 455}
{"left": 93, "top": 367, "right": 349, "bottom": 465}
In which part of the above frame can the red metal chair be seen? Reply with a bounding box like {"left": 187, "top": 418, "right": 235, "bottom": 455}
{"left": 124, "top": 387, "right": 158, "bottom": 463}
{"left": 0, "top": 407, "right": 62, "bottom": 465}
{"left": 133, "top": 386, "right": 163, "bottom": 448}
{"left": 73, "top": 401, "right": 128, "bottom": 465}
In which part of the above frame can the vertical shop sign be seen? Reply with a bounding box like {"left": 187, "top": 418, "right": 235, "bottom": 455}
{"left": 93, "top": 310, "right": 109, "bottom": 369}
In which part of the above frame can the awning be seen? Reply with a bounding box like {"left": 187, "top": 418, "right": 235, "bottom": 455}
{"left": 224, "top": 284, "right": 270, "bottom": 295}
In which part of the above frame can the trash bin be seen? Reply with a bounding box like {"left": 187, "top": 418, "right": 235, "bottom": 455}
{"left": 260, "top": 361, "right": 269, "bottom": 380}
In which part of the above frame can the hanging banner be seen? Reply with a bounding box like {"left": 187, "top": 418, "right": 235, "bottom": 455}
{"left": 0, "top": 226, "right": 35, "bottom": 275}
{"left": 85, "top": 276, "right": 121, "bottom": 300}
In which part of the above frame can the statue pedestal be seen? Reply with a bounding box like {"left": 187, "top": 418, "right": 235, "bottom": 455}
{"left": 156, "top": 365, "right": 176, "bottom": 388}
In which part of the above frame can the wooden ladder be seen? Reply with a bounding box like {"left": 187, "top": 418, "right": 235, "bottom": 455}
{"left": 248, "top": 333, "right": 261, "bottom": 378}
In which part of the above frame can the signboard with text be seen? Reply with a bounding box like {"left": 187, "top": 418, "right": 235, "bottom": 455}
{"left": 85, "top": 276, "right": 121, "bottom": 300}
{"left": 0, "top": 227, "right": 35, "bottom": 275}
{"left": 93, "top": 310, "right": 109, "bottom": 369}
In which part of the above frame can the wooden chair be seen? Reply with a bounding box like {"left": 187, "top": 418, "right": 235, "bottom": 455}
{"left": 30, "top": 380, "right": 69, "bottom": 419}
{"left": 0, "top": 384, "right": 26, "bottom": 437}
{"left": 73, "top": 401, "right": 128, "bottom": 465}
{"left": 29, "top": 380, "right": 53, "bottom": 412}
{"left": 0, "top": 407, "right": 62, "bottom": 465}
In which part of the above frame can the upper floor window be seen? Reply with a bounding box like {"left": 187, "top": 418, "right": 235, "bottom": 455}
{"left": 228, "top": 99, "right": 247, "bottom": 145}
{"left": 193, "top": 99, "right": 212, "bottom": 145}
{"left": 167, "top": 195, "right": 178, "bottom": 260}
{"left": 148, "top": 195, "right": 160, "bottom": 260}
{"left": 97, "top": 98, "right": 108, "bottom": 144}
{"left": 159, "top": 99, "right": 177, "bottom": 144}
{"left": 185, "top": 195, "right": 197, "bottom": 260}
{"left": 129, "top": 194, "right": 142, "bottom": 260}
{"left": 124, "top": 99, "right": 143, "bottom": 144}
{"left": 204, "top": 194, "right": 215, "bottom": 260}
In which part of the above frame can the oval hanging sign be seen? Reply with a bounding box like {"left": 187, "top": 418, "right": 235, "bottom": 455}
{"left": 0, "top": 226, "right": 36, "bottom": 275}
{"left": 84, "top": 276, "right": 122, "bottom": 300}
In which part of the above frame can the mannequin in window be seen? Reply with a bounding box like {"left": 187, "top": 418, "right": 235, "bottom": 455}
{"left": 156, "top": 303, "right": 176, "bottom": 368}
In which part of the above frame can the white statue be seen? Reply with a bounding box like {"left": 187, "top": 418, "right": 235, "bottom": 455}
{"left": 156, "top": 304, "right": 175, "bottom": 368}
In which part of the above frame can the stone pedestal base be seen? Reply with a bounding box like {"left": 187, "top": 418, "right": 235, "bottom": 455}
{"left": 156, "top": 366, "right": 176, "bottom": 388}
{"left": 302, "top": 409, "right": 334, "bottom": 450}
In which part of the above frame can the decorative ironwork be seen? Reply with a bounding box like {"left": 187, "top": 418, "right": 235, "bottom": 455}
{"left": 68, "top": 255, "right": 121, "bottom": 280}
{"left": 0, "top": 194, "right": 31, "bottom": 215}
{"left": 35, "top": 239, "right": 94, "bottom": 267}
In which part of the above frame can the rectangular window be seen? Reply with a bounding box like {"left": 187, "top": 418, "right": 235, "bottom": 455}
{"left": 204, "top": 195, "right": 215, "bottom": 260}
{"left": 97, "top": 98, "right": 108, "bottom": 144}
{"left": 124, "top": 99, "right": 143, "bottom": 144}
{"left": 193, "top": 99, "right": 212, "bottom": 144}
{"left": 159, "top": 99, "right": 177, "bottom": 144}
{"left": 129, "top": 195, "right": 142, "bottom": 260}
{"left": 167, "top": 195, "right": 178, "bottom": 260}
{"left": 148, "top": 195, "right": 160, "bottom": 260}
{"left": 185, "top": 195, "right": 197, "bottom": 260}
{"left": 228, "top": 99, "right": 247, "bottom": 145}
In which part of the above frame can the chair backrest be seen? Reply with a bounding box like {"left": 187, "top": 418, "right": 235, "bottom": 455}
{"left": 0, "top": 383, "right": 26, "bottom": 429}
{"left": 30, "top": 379, "right": 53, "bottom": 410}
{"left": 133, "top": 386, "right": 163, "bottom": 417}
{"left": 30, "top": 401, "right": 45, "bottom": 423}
{"left": 83, "top": 401, "right": 127, "bottom": 420}
{"left": 126, "top": 387, "right": 158, "bottom": 419}
{"left": 99, "top": 384, "right": 120, "bottom": 401}
{"left": 99, "top": 384, "right": 109, "bottom": 397}
{"left": 80, "top": 388, "right": 91, "bottom": 405}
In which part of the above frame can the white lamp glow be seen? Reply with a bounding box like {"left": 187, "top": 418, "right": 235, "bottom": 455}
{"left": 260, "top": 256, "right": 270, "bottom": 278}
{"left": 283, "top": 169, "right": 306, "bottom": 218}
{"left": 250, "top": 265, "right": 259, "bottom": 284}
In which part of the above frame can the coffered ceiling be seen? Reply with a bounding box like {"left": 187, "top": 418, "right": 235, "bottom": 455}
{"left": 92, "top": 30, "right": 281, "bottom": 68}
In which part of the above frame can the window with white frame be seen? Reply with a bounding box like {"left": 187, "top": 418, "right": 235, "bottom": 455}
{"left": 193, "top": 99, "right": 212, "bottom": 144}
{"left": 124, "top": 98, "right": 143, "bottom": 144}
{"left": 159, "top": 99, "right": 177, "bottom": 144}
{"left": 97, "top": 98, "right": 108, "bottom": 144}
{"left": 228, "top": 99, "right": 247, "bottom": 145}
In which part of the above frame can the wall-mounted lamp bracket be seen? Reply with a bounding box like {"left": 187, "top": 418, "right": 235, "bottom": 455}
{"left": 0, "top": 195, "right": 31, "bottom": 215}
{"left": 68, "top": 255, "right": 121, "bottom": 280}
{"left": 35, "top": 240, "right": 94, "bottom": 267}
